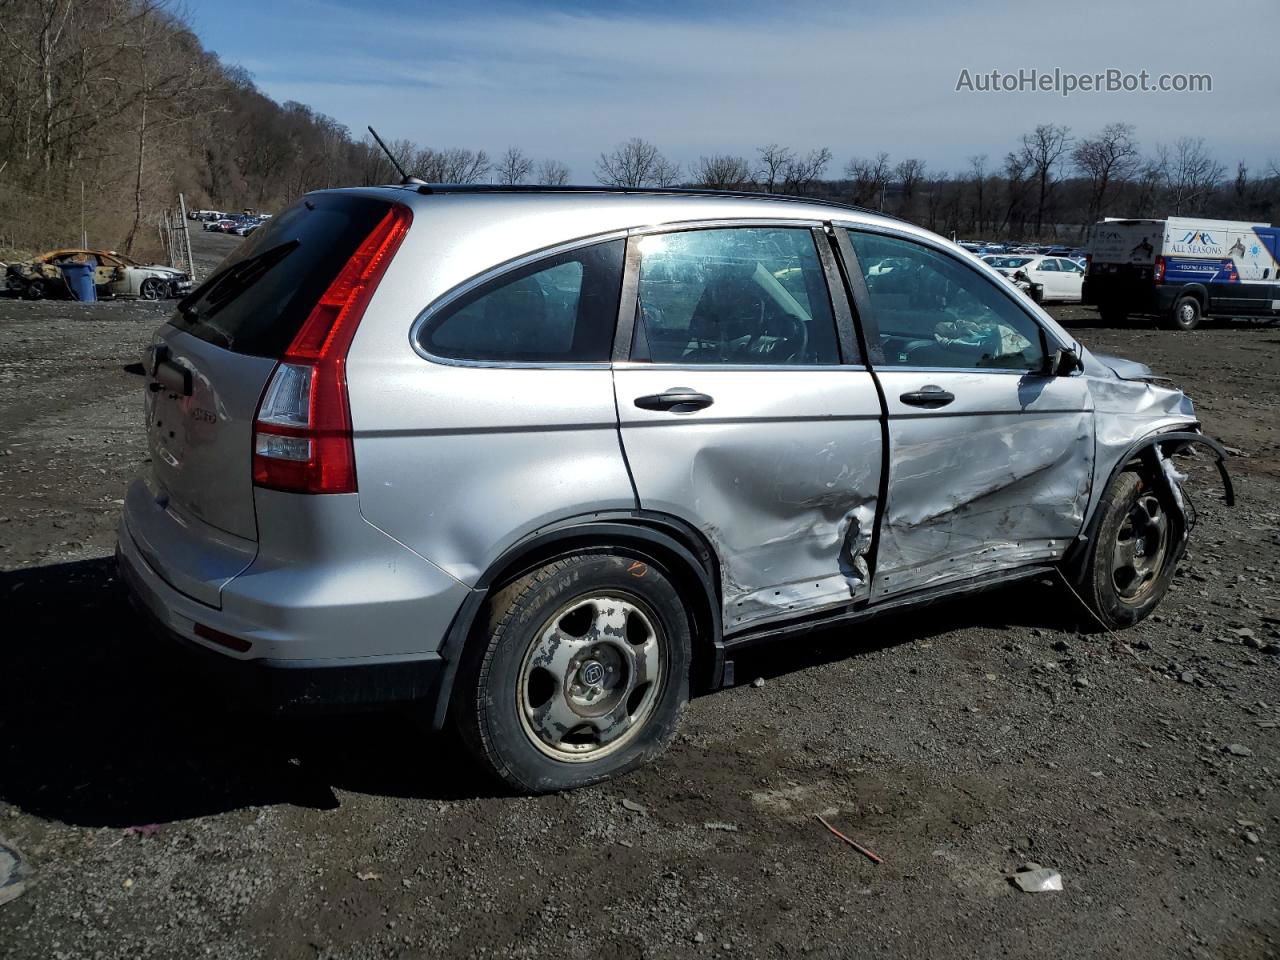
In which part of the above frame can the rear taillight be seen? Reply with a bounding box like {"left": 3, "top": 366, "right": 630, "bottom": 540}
{"left": 1084, "top": 253, "right": 1092, "bottom": 273}
{"left": 1153, "top": 256, "right": 1165, "bottom": 282}
{"left": 252, "top": 204, "right": 411, "bottom": 494}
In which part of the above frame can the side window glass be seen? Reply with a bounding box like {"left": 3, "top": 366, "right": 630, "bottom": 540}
{"left": 846, "top": 230, "right": 1047, "bottom": 371}
{"left": 634, "top": 227, "right": 841, "bottom": 365}
{"left": 1038, "top": 258, "right": 1060, "bottom": 272}
{"left": 420, "top": 239, "right": 624, "bottom": 363}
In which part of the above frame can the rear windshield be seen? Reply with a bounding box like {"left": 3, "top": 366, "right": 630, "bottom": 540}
{"left": 171, "top": 193, "right": 392, "bottom": 357}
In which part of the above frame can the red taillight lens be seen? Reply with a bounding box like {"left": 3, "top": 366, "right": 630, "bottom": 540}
{"left": 253, "top": 204, "right": 411, "bottom": 494}
{"left": 1084, "top": 253, "right": 1092, "bottom": 273}
{"left": 1153, "top": 256, "right": 1165, "bottom": 282}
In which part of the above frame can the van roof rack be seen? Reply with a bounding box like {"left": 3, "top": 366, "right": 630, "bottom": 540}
{"left": 404, "top": 183, "right": 904, "bottom": 221}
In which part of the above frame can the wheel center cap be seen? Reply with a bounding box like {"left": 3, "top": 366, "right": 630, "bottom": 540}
{"left": 1134, "top": 539, "right": 1146, "bottom": 557}
{"left": 579, "top": 660, "right": 605, "bottom": 687}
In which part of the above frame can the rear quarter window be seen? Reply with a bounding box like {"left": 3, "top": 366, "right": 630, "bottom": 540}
{"left": 171, "top": 194, "right": 393, "bottom": 358}
{"left": 417, "top": 239, "right": 625, "bottom": 364}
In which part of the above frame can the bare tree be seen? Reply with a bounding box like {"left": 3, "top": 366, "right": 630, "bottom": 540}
{"left": 411, "top": 146, "right": 491, "bottom": 183}
{"left": 694, "top": 153, "right": 752, "bottom": 190}
{"left": 967, "top": 154, "right": 988, "bottom": 234}
{"left": 1019, "top": 123, "right": 1071, "bottom": 237}
{"left": 495, "top": 146, "right": 533, "bottom": 185}
{"left": 1000, "top": 150, "right": 1032, "bottom": 236}
{"left": 1133, "top": 151, "right": 1167, "bottom": 218}
{"left": 782, "top": 147, "right": 831, "bottom": 196}
{"left": 1162, "top": 136, "right": 1225, "bottom": 215}
{"left": 845, "top": 152, "right": 891, "bottom": 208}
{"left": 121, "top": 3, "right": 213, "bottom": 254}
{"left": 1072, "top": 122, "right": 1140, "bottom": 223}
{"left": 756, "top": 143, "right": 793, "bottom": 192}
{"left": 536, "top": 158, "right": 570, "bottom": 185}
{"left": 595, "top": 137, "right": 678, "bottom": 187}
{"left": 894, "top": 157, "right": 926, "bottom": 215}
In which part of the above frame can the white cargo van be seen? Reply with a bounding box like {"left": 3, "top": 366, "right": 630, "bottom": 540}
{"left": 1083, "top": 217, "right": 1280, "bottom": 329}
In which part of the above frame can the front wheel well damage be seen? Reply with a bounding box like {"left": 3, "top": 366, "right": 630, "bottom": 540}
{"left": 1064, "top": 430, "right": 1233, "bottom": 580}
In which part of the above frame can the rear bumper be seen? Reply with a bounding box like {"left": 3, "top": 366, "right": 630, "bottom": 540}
{"left": 117, "top": 535, "right": 448, "bottom": 712}
{"left": 117, "top": 485, "right": 473, "bottom": 712}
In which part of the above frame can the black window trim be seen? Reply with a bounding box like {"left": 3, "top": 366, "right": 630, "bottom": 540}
{"left": 409, "top": 228, "right": 628, "bottom": 370}
{"left": 614, "top": 218, "right": 865, "bottom": 370}
{"left": 831, "top": 220, "right": 1077, "bottom": 375}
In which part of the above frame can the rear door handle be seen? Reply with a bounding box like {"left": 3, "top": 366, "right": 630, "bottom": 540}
{"left": 899, "top": 385, "right": 955, "bottom": 408}
{"left": 634, "top": 388, "right": 714, "bottom": 412}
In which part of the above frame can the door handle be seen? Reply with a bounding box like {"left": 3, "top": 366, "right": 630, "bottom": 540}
{"left": 151, "top": 357, "right": 192, "bottom": 396}
{"left": 899, "top": 385, "right": 955, "bottom": 408}
{"left": 634, "top": 388, "right": 714, "bottom": 412}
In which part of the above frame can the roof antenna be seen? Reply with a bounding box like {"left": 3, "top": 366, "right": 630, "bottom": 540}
{"left": 368, "top": 125, "right": 426, "bottom": 186}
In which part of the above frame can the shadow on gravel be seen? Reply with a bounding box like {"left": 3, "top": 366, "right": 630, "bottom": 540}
{"left": 0, "top": 557, "right": 499, "bottom": 829}
{"left": 0, "top": 558, "right": 1080, "bottom": 828}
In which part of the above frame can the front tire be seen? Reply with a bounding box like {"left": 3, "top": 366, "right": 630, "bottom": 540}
{"left": 455, "top": 553, "right": 691, "bottom": 793}
{"left": 139, "top": 278, "right": 162, "bottom": 300}
{"left": 1076, "top": 471, "right": 1183, "bottom": 629}
{"left": 1161, "top": 295, "right": 1202, "bottom": 331}
{"left": 22, "top": 278, "right": 45, "bottom": 300}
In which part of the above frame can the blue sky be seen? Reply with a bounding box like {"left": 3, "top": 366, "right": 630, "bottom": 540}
{"left": 186, "top": 0, "right": 1279, "bottom": 182}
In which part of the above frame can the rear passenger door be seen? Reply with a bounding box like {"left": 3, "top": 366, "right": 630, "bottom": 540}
{"left": 613, "top": 223, "right": 884, "bottom": 634}
{"left": 835, "top": 226, "right": 1094, "bottom": 600}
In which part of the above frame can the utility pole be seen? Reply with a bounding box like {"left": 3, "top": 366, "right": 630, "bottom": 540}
{"left": 177, "top": 193, "right": 196, "bottom": 281}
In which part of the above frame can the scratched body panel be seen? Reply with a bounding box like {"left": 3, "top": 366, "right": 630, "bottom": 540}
{"left": 613, "top": 366, "right": 883, "bottom": 632}
{"left": 872, "top": 369, "right": 1095, "bottom": 598}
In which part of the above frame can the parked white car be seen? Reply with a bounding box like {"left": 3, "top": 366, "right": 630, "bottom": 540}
{"left": 983, "top": 255, "right": 1084, "bottom": 302}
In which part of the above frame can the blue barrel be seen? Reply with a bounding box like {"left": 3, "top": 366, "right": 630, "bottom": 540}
{"left": 60, "top": 262, "right": 97, "bottom": 302}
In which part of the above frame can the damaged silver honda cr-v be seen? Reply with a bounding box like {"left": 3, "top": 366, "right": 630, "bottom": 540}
{"left": 117, "top": 185, "right": 1232, "bottom": 793}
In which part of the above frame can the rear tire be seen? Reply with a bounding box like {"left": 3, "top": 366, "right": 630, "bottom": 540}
{"left": 455, "top": 552, "right": 692, "bottom": 793}
{"left": 22, "top": 278, "right": 45, "bottom": 300}
{"left": 1098, "top": 306, "right": 1128, "bottom": 326}
{"left": 1161, "top": 295, "right": 1202, "bottom": 331}
{"left": 1076, "top": 471, "right": 1183, "bottom": 629}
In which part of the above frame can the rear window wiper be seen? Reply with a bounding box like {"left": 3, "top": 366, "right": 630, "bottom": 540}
{"left": 178, "top": 239, "right": 300, "bottom": 322}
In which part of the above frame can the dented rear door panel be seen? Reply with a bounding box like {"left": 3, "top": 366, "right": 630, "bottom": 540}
{"left": 614, "top": 366, "right": 883, "bottom": 633}
{"left": 872, "top": 369, "right": 1094, "bottom": 598}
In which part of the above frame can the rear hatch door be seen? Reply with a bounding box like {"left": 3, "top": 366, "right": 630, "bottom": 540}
{"left": 137, "top": 193, "right": 399, "bottom": 588}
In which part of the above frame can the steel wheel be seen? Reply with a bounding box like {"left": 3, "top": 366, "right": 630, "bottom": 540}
{"left": 1111, "top": 493, "right": 1169, "bottom": 602}
{"left": 517, "top": 593, "right": 664, "bottom": 762}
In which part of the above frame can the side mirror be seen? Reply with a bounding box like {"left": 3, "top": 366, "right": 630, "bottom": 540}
{"left": 1043, "top": 348, "right": 1081, "bottom": 377}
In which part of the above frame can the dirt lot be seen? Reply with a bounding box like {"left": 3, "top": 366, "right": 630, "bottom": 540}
{"left": 1, "top": 229, "right": 1278, "bottom": 959}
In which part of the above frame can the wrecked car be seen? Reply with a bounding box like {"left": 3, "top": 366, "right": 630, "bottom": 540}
{"left": 5, "top": 249, "right": 191, "bottom": 301}
{"left": 116, "top": 186, "right": 1232, "bottom": 794}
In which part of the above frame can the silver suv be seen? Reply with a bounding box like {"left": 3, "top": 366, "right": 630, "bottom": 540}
{"left": 117, "top": 186, "right": 1232, "bottom": 792}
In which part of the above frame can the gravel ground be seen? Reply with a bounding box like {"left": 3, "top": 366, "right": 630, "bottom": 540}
{"left": 1, "top": 230, "right": 1277, "bottom": 959}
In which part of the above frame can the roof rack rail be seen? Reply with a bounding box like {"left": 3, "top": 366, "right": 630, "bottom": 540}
{"left": 403, "top": 183, "right": 905, "bottom": 222}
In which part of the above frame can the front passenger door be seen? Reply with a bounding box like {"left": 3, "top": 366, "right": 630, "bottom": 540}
{"left": 614, "top": 224, "right": 884, "bottom": 634}
{"left": 838, "top": 227, "right": 1094, "bottom": 600}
